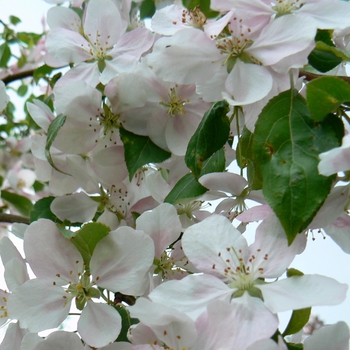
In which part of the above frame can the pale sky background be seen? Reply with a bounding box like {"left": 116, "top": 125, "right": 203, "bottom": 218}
{"left": 0, "top": 0, "right": 350, "bottom": 340}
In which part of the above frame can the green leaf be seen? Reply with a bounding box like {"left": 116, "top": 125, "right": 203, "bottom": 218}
{"left": 17, "top": 84, "right": 28, "bottom": 97}
{"left": 119, "top": 128, "right": 171, "bottom": 181}
{"left": 237, "top": 127, "right": 263, "bottom": 190}
{"left": 1, "top": 190, "right": 33, "bottom": 217}
{"left": 30, "top": 197, "right": 62, "bottom": 223}
{"left": 200, "top": 148, "right": 226, "bottom": 175}
{"left": 115, "top": 306, "right": 139, "bottom": 342}
{"left": 45, "top": 114, "right": 70, "bottom": 175}
{"left": 306, "top": 76, "right": 350, "bottom": 121}
{"left": 17, "top": 32, "right": 42, "bottom": 48}
{"left": 283, "top": 268, "right": 311, "bottom": 336}
{"left": 185, "top": 101, "right": 230, "bottom": 179}
{"left": 70, "top": 222, "right": 110, "bottom": 267}
{"left": 0, "top": 43, "right": 11, "bottom": 68}
{"left": 164, "top": 173, "right": 208, "bottom": 204}
{"left": 140, "top": 0, "right": 156, "bottom": 19}
{"left": 252, "top": 89, "right": 344, "bottom": 244}
{"left": 182, "top": 0, "right": 219, "bottom": 18}
{"left": 33, "top": 64, "right": 54, "bottom": 83}
{"left": 9, "top": 15, "right": 21, "bottom": 25}
{"left": 314, "top": 29, "right": 335, "bottom": 47}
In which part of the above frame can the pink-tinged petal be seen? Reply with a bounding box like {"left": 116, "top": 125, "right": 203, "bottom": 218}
{"left": 78, "top": 301, "right": 121, "bottom": 348}
{"left": 146, "top": 29, "right": 222, "bottom": 85}
{"left": 147, "top": 112, "right": 169, "bottom": 151}
{"left": 308, "top": 185, "right": 349, "bottom": 230}
{"left": 26, "top": 100, "right": 55, "bottom": 132}
{"left": 149, "top": 274, "right": 232, "bottom": 319}
{"left": 194, "top": 295, "right": 278, "bottom": 350}
{"left": 0, "top": 322, "right": 27, "bottom": 350}
{"left": 199, "top": 172, "right": 248, "bottom": 196}
{"left": 246, "top": 16, "right": 316, "bottom": 67}
{"left": 90, "top": 227, "right": 154, "bottom": 294}
{"left": 128, "top": 322, "right": 159, "bottom": 346}
{"left": 56, "top": 61, "right": 101, "bottom": 88}
{"left": 33, "top": 331, "right": 84, "bottom": 350}
{"left": 105, "top": 72, "right": 148, "bottom": 113}
{"left": 246, "top": 339, "right": 281, "bottom": 350}
{"left": 91, "top": 146, "right": 128, "bottom": 186}
{"left": 7, "top": 279, "right": 70, "bottom": 332}
{"left": 182, "top": 214, "right": 248, "bottom": 278}
{"left": 303, "top": 321, "right": 350, "bottom": 350}
{"left": 318, "top": 133, "right": 350, "bottom": 176}
{"left": 128, "top": 298, "right": 197, "bottom": 349}
{"left": 46, "top": 28, "right": 92, "bottom": 64}
{"left": 0, "top": 236, "right": 25, "bottom": 266}
{"left": 259, "top": 275, "right": 348, "bottom": 313}
{"left": 4, "top": 257, "right": 29, "bottom": 290}
{"left": 47, "top": 6, "right": 81, "bottom": 31}
{"left": 84, "top": 0, "right": 126, "bottom": 49}
{"left": 324, "top": 214, "right": 350, "bottom": 254}
{"left": 24, "top": 219, "right": 83, "bottom": 284}
{"left": 50, "top": 192, "right": 99, "bottom": 222}
{"left": 236, "top": 204, "right": 273, "bottom": 222}
{"left": 248, "top": 214, "right": 306, "bottom": 278}
{"left": 136, "top": 203, "right": 182, "bottom": 258}
{"left": 299, "top": 1, "right": 350, "bottom": 30}
{"left": 224, "top": 61, "right": 273, "bottom": 106}
{"left": 54, "top": 81, "right": 101, "bottom": 121}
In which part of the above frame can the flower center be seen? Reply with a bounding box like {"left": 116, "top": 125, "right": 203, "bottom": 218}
{"left": 272, "top": 0, "right": 305, "bottom": 16}
{"left": 181, "top": 7, "right": 207, "bottom": 29}
{"left": 159, "top": 86, "right": 189, "bottom": 116}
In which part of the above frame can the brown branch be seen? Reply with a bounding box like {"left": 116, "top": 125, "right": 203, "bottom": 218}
{"left": 0, "top": 213, "right": 30, "bottom": 224}
{"left": 2, "top": 69, "right": 36, "bottom": 85}
{"left": 300, "top": 70, "right": 350, "bottom": 84}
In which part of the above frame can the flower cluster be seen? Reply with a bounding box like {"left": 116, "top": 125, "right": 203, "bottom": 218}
{"left": 0, "top": 0, "right": 350, "bottom": 348}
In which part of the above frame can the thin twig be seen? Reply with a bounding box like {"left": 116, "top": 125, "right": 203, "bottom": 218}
{"left": 300, "top": 70, "right": 350, "bottom": 84}
{"left": 0, "top": 213, "right": 30, "bottom": 224}
{"left": 2, "top": 69, "right": 36, "bottom": 85}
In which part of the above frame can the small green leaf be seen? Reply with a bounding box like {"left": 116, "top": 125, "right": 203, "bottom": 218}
{"left": 306, "top": 76, "right": 350, "bottom": 121}
{"left": 0, "top": 43, "right": 11, "bottom": 68}
{"left": 45, "top": 114, "right": 70, "bottom": 174}
{"left": 200, "top": 148, "right": 226, "bottom": 175}
{"left": 140, "top": 0, "right": 156, "bottom": 19}
{"left": 115, "top": 305, "right": 139, "bottom": 342}
{"left": 120, "top": 128, "right": 171, "bottom": 181}
{"left": 237, "top": 127, "right": 263, "bottom": 190}
{"left": 182, "top": 0, "right": 219, "bottom": 18}
{"left": 17, "top": 84, "right": 28, "bottom": 97}
{"left": 283, "top": 268, "right": 311, "bottom": 336}
{"left": 30, "top": 197, "right": 62, "bottom": 223}
{"left": 185, "top": 101, "right": 230, "bottom": 178}
{"left": 57, "top": 226, "right": 76, "bottom": 239}
{"left": 33, "top": 64, "right": 54, "bottom": 83}
{"left": 70, "top": 222, "right": 110, "bottom": 267}
{"left": 252, "top": 89, "right": 344, "bottom": 244}
{"left": 9, "top": 15, "right": 21, "bottom": 25}
{"left": 1, "top": 190, "right": 33, "bottom": 217}
{"left": 164, "top": 173, "right": 208, "bottom": 204}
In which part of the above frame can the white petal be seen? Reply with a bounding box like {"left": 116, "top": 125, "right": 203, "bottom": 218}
{"left": 24, "top": 219, "right": 83, "bottom": 284}
{"left": 33, "top": 331, "right": 84, "bottom": 350}
{"left": 0, "top": 322, "right": 26, "bottom": 350}
{"left": 259, "top": 274, "right": 348, "bottom": 313}
{"left": 7, "top": 279, "right": 70, "bottom": 332}
{"left": 78, "top": 301, "right": 121, "bottom": 348}
{"left": 90, "top": 227, "right": 155, "bottom": 294}
{"left": 303, "top": 321, "right": 350, "bottom": 350}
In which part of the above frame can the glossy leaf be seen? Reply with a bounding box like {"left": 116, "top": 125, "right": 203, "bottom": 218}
{"left": 30, "top": 196, "right": 62, "bottom": 223}
{"left": 252, "top": 89, "right": 344, "bottom": 244}
{"left": 140, "top": 0, "right": 156, "bottom": 19}
{"left": 164, "top": 173, "right": 208, "bottom": 204}
{"left": 70, "top": 222, "right": 110, "bottom": 267}
{"left": 120, "top": 128, "right": 171, "bottom": 181}
{"left": 185, "top": 101, "right": 230, "bottom": 179}
{"left": 1, "top": 190, "right": 33, "bottom": 217}
{"left": 115, "top": 306, "right": 139, "bottom": 342}
{"left": 283, "top": 268, "right": 311, "bottom": 336}
{"left": 45, "top": 114, "right": 69, "bottom": 175}
{"left": 306, "top": 76, "right": 350, "bottom": 121}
